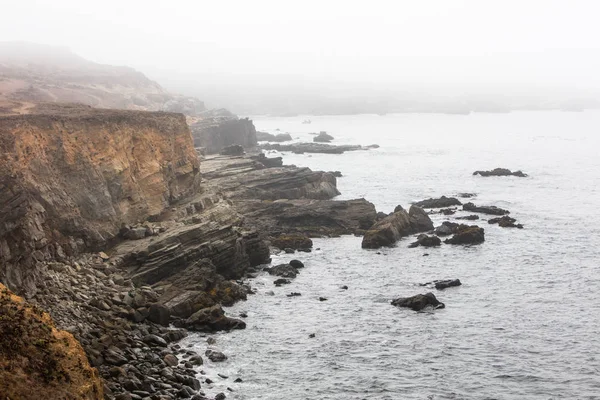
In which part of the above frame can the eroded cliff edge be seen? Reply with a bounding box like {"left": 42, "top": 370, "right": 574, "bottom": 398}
{"left": 0, "top": 104, "right": 201, "bottom": 294}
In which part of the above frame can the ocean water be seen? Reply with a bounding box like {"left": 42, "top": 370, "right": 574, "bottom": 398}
{"left": 183, "top": 112, "right": 600, "bottom": 399}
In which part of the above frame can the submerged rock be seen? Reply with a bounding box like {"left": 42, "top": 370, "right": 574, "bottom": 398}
{"left": 205, "top": 350, "right": 228, "bottom": 362}
{"left": 391, "top": 293, "right": 445, "bottom": 311}
{"left": 414, "top": 196, "right": 462, "bottom": 209}
{"left": 444, "top": 225, "right": 485, "bottom": 245}
{"left": 463, "top": 202, "right": 510, "bottom": 215}
{"left": 473, "top": 168, "right": 527, "bottom": 177}
{"left": 456, "top": 214, "right": 480, "bottom": 220}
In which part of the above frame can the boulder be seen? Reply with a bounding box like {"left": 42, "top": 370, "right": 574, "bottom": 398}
{"left": 414, "top": 196, "right": 462, "bottom": 208}
{"left": 444, "top": 225, "right": 485, "bottom": 245}
{"left": 463, "top": 202, "right": 509, "bottom": 215}
{"left": 434, "top": 221, "right": 459, "bottom": 236}
{"left": 391, "top": 293, "right": 445, "bottom": 311}
{"left": 273, "top": 278, "right": 291, "bottom": 286}
{"left": 147, "top": 303, "right": 171, "bottom": 326}
{"left": 408, "top": 205, "right": 434, "bottom": 232}
{"left": 409, "top": 234, "right": 441, "bottom": 248}
{"left": 205, "top": 350, "right": 228, "bottom": 362}
{"left": 473, "top": 168, "right": 527, "bottom": 177}
{"left": 456, "top": 214, "right": 479, "bottom": 220}
{"left": 362, "top": 210, "right": 411, "bottom": 249}
{"left": 181, "top": 305, "right": 246, "bottom": 332}
{"left": 264, "top": 264, "right": 299, "bottom": 278}
{"left": 289, "top": 259, "right": 304, "bottom": 269}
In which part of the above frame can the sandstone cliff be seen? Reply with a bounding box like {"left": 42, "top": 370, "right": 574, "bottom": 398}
{"left": 0, "top": 283, "right": 103, "bottom": 399}
{"left": 0, "top": 104, "right": 201, "bottom": 294}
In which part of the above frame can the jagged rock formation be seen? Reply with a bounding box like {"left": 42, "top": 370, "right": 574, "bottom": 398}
{"left": 0, "top": 42, "right": 205, "bottom": 116}
{"left": 190, "top": 116, "right": 257, "bottom": 153}
{"left": 0, "top": 105, "right": 201, "bottom": 295}
{"left": 362, "top": 205, "right": 433, "bottom": 249}
{"left": 0, "top": 283, "right": 103, "bottom": 399}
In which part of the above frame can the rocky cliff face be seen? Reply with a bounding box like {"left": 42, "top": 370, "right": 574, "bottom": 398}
{"left": 190, "top": 116, "right": 257, "bottom": 153}
{"left": 0, "top": 104, "right": 201, "bottom": 294}
{"left": 0, "top": 283, "right": 103, "bottom": 399}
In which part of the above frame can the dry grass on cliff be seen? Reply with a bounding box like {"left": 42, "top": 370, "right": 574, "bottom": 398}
{"left": 0, "top": 283, "right": 103, "bottom": 400}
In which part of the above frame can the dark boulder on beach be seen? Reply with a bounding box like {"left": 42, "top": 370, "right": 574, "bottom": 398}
{"left": 463, "top": 202, "right": 510, "bottom": 215}
{"left": 250, "top": 153, "right": 283, "bottom": 168}
{"left": 414, "top": 196, "right": 462, "bottom": 208}
{"left": 473, "top": 168, "right": 527, "bottom": 177}
{"left": 179, "top": 304, "right": 246, "bottom": 332}
{"left": 488, "top": 215, "right": 523, "bottom": 228}
{"left": 444, "top": 225, "right": 485, "bottom": 245}
{"left": 391, "top": 293, "right": 445, "bottom": 311}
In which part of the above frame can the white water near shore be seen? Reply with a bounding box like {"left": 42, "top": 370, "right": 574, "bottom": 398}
{"left": 183, "top": 111, "right": 600, "bottom": 399}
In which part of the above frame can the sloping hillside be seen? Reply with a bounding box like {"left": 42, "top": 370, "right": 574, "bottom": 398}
{"left": 0, "top": 42, "right": 205, "bottom": 116}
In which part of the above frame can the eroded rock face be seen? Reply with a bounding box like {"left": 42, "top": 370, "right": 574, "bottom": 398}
{"left": 0, "top": 283, "right": 103, "bottom": 399}
{"left": 0, "top": 107, "right": 201, "bottom": 295}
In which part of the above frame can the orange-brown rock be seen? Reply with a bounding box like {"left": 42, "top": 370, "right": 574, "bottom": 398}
{"left": 0, "top": 104, "right": 200, "bottom": 294}
{"left": 0, "top": 283, "right": 103, "bottom": 399}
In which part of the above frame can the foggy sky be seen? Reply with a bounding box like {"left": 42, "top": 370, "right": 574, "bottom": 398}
{"left": 2, "top": 0, "right": 600, "bottom": 105}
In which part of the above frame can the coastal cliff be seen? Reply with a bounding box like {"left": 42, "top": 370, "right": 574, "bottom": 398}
{"left": 0, "top": 104, "right": 201, "bottom": 294}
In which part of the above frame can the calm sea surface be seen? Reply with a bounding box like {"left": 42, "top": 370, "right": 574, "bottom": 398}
{"left": 183, "top": 111, "right": 600, "bottom": 399}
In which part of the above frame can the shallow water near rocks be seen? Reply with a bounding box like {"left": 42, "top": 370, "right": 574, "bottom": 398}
{"left": 183, "top": 111, "right": 600, "bottom": 399}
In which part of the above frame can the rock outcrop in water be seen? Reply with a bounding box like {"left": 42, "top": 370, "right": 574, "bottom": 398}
{"left": 473, "top": 168, "right": 527, "bottom": 177}
{"left": 0, "top": 283, "right": 103, "bottom": 399}
{"left": 361, "top": 205, "right": 433, "bottom": 249}
{"left": 444, "top": 225, "right": 485, "bottom": 245}
{"left": 391, "top": 293, "right": 445, "bottom": 311}
{"left": 414, "top": 196, "right": 462, "bottom": 208}
{"left": 488, "top": 215, "right": 523, "bottom": 228}
{"left": 463, "top": 202, "right": 510, "bottom": 215}
{"left": 313, "top": 131, "right": 334, "bottom": 142}
{"left": 0, "top": 105, "right": 201, "bottom": 296}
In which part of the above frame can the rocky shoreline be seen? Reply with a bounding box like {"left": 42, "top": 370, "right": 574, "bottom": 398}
{"left": 0, "top": 105, "right": 526, "bottom": 399}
